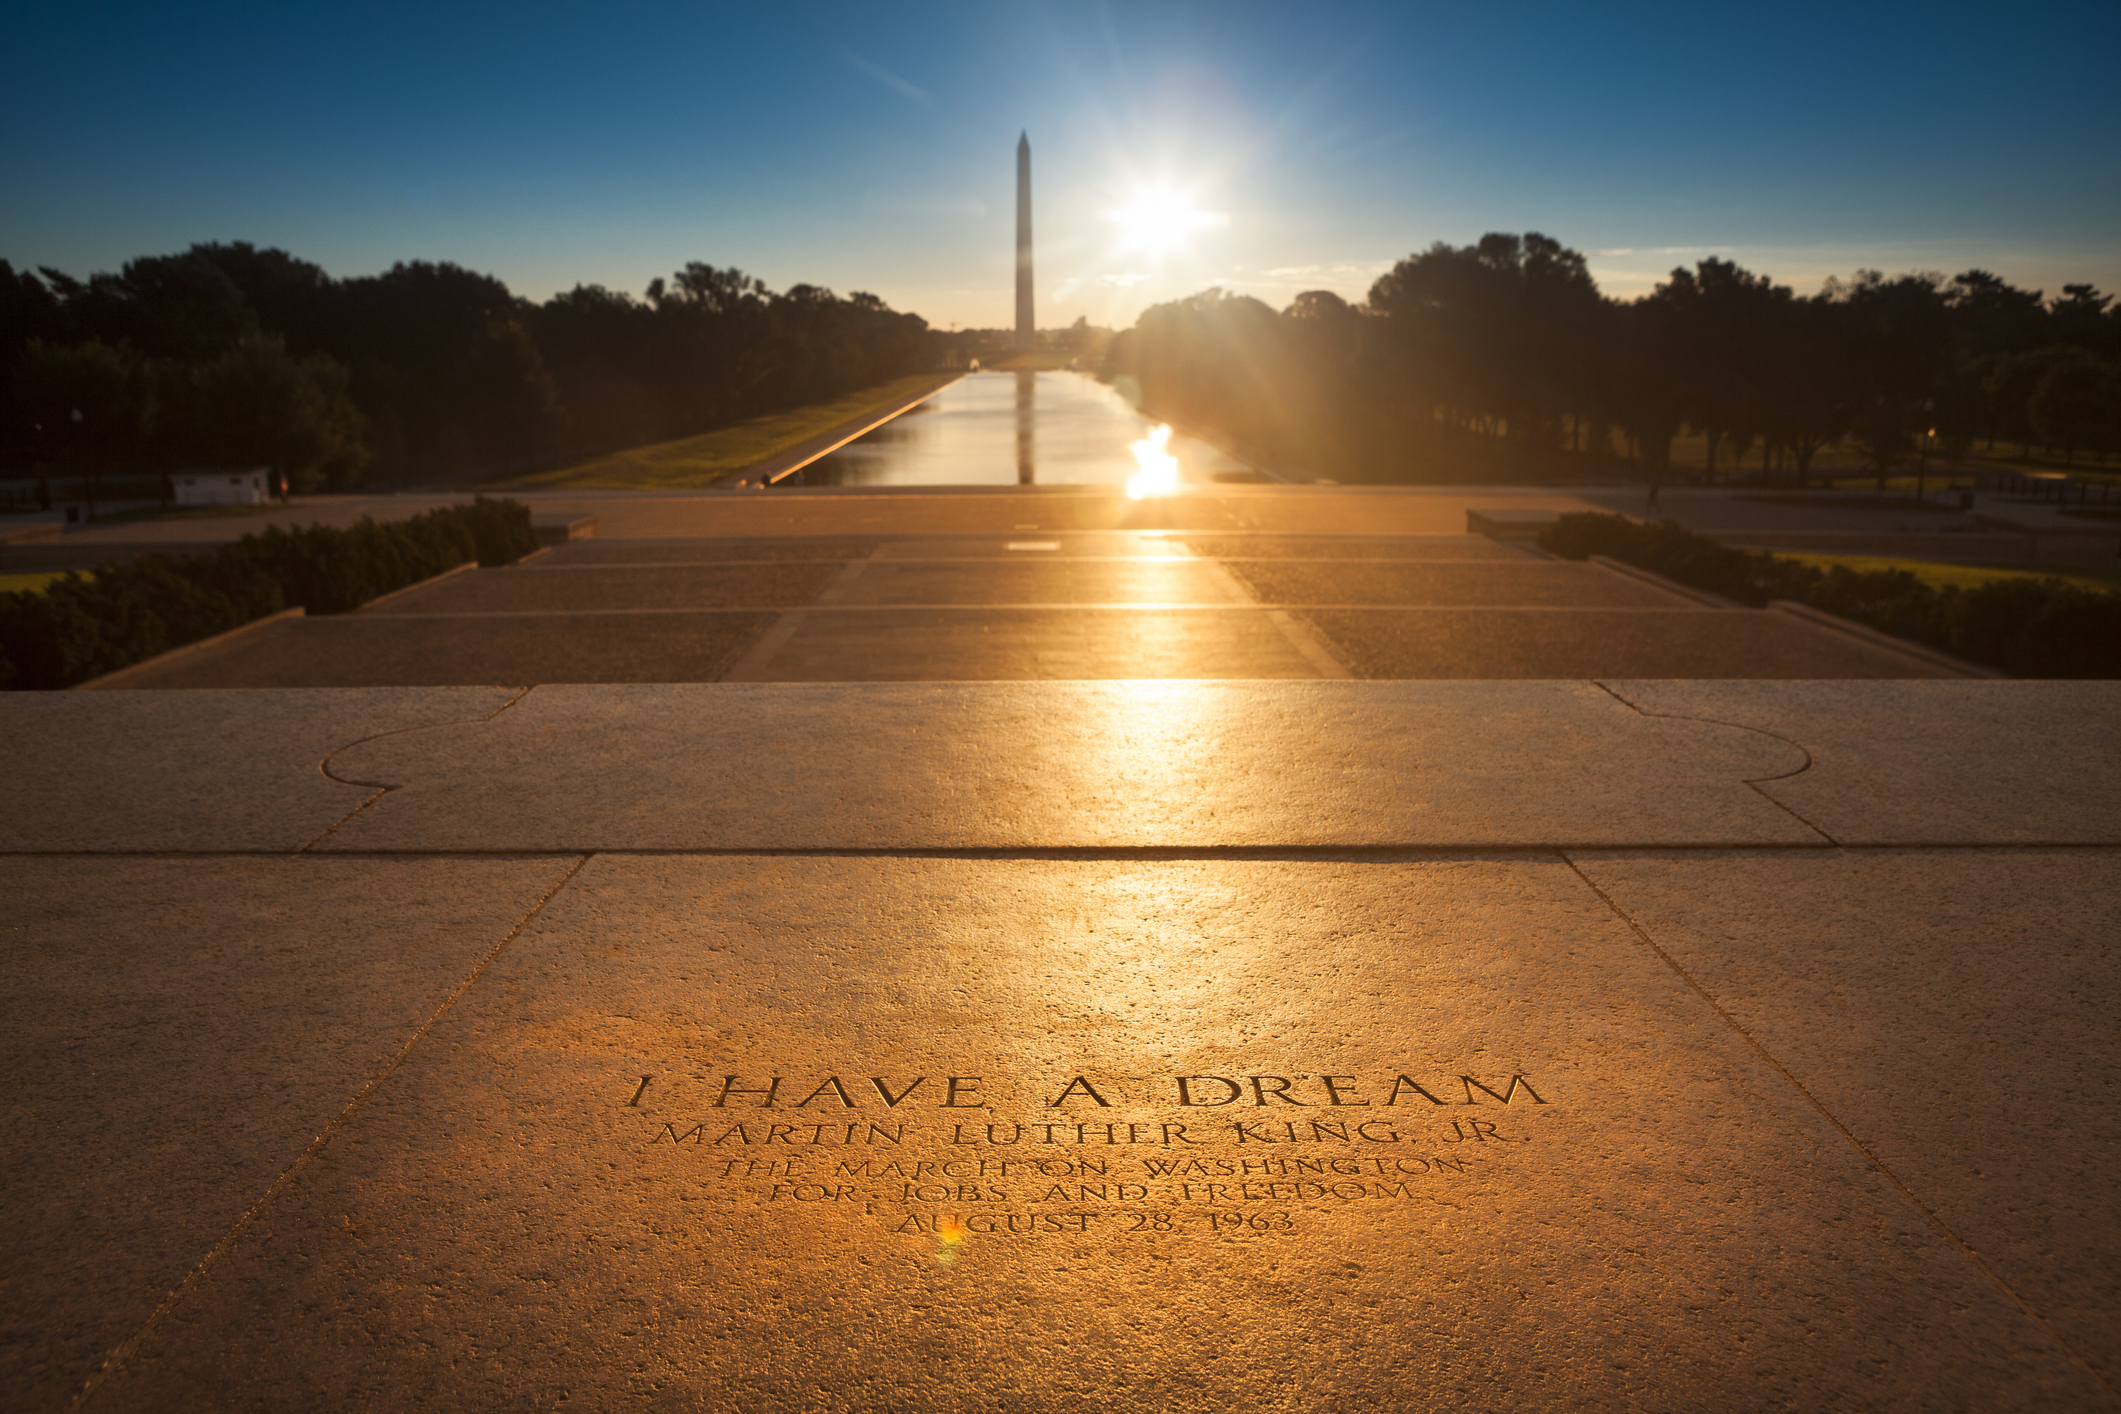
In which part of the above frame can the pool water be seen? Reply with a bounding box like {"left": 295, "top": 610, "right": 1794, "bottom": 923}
{"left": 799, "top": 371, "right": 1263, "bottom": 488}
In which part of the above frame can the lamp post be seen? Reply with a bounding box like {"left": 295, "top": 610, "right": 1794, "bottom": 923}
{"left": 69, "top": 407, "right": 96, "bottom": 521}
{"left": 1915, "top": 398, "right": 1934, "bottom": 503}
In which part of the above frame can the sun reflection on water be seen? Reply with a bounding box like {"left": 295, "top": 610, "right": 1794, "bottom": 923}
{"left": 1127, "top": 423, "right": 1180, "bottom": 499}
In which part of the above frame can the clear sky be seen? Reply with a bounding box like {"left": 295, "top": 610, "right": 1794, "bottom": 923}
{"left": 5, "top": 0, "right": 2116, "bottom": 331}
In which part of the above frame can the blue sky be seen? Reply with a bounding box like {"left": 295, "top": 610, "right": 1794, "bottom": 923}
{"left": 4, "top": 0, "right": 2116, "bottom": 330}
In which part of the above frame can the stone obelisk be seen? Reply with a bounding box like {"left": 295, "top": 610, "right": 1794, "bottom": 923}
{"left": 1015, "top": 132, "right": 1034, "bottom": 351}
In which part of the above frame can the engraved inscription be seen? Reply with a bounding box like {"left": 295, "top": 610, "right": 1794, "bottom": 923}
{"left": 619, "top": 1063, "right": 1556, "bottom": 1241}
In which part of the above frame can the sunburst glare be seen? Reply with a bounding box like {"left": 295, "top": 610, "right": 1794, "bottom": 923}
{"left": 1108, "top": 188, "right": 1228, "bottom": 256}
{"left": 1126, "top": 423, "right": 1180, "bottom": 498}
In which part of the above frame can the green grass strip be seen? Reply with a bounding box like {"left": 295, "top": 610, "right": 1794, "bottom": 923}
{"left": 1783, "top": 555, "right": 2121, "bottom": 595}
{"left": 492, "top": 373, "right": 956, "bottom": 490}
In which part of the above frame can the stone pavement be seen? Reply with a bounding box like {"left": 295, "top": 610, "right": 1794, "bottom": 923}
{"left": 5, "top": 676, "right": 2119, "bottom": 1411}
{"left": 5, "top": 488, "right": 2116, "bottom": 1413}
{"left": 101, "top": 510, "right": 1957, "bottom": 687}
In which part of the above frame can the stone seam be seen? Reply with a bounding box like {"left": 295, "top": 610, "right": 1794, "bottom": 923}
{"left": 63, "top": 852, "right": 594, "bottom": 1413}
{"left": 10, "top": 843, "right": 2115, "bottom": 859}
{"left": 296, "top": 686, "right": 535, "bottom": 853}
{"left": 1559, "top": 852, "right": 2118, "bottom": 1404}
{"left": 1591, "top": 679, "right": 1838, "bottom": 845}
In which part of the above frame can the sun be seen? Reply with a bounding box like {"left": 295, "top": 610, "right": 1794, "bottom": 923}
{"left": 1108, "top": 188, "right": 1227, "bottom": 255}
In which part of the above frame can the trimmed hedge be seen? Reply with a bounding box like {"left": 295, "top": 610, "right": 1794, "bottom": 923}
{"left": 1538, "top": 512, "right": 2121, "bottom": 678}
{"left": 0, "top": 496, "right": 538, "bottom": 689}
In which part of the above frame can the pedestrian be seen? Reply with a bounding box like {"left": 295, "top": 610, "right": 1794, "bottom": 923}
{"left": 1645, "top": 480, "right": 1661, "bottom": 516}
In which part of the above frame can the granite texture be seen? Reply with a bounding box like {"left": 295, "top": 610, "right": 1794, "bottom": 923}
{"left": 84, "top": 856, "right": 2106, "bottom": 1411}
{"left": 316, "top": 681, "right": 1817, "bottom": 851}
{"left": 110, "top": 614, "right": 777, "bottom": 690}
{"left": 1574, "top": 848, "right": 2121, "bottom": 1389}
{"left": 0, "top": 855, "right": 579, "bottom": 1411}
{"left": 1605, "top": 680, "right": 2121, "bottom": 843}
{"left": 728, "top": 607, "right": 1329, "bottom": 680}
{"left": 10, "top": 682, "right": 2111, "bottom": 857}
{"left": 0, "top": 687, "right": 521, "bottom": 852}
{"left": 1223, "top": 560, "right": 1694, "bottom": 608}
{"left": 364, "top": 562, "right": 841, "bottom": 613}
{"left": 1299, "top": 608, "right": 1956, "bottom": 679}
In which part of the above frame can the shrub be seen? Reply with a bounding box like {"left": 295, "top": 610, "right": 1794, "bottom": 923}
{"left": 1538, "top": 511, "right": 2121, "bottom": 678}
{"left": 0, "top": 496, "right": 538, "bottom": 689}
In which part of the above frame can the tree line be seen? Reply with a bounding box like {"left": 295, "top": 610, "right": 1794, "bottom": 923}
{"left": 0, "top": 244, "right": 935, "bottom": 490}
{"left": 1102, "top": 233, "right": 2121, "bottom": 483}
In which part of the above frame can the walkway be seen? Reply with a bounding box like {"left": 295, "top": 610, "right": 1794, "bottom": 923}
{"left": 104, "top": 505, "right": 1951, "bottom": 688}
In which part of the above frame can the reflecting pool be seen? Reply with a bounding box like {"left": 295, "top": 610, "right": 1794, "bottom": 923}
{"left": 800, "top": 371, "right": 1263, "bottom": 488}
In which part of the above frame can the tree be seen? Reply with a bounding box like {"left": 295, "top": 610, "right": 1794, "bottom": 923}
{"left": 1823, "top": 271, "right": 1952, "bottom": 476}
{"left": 2028, "top": 352, "right": 2121, "bottom": 463}
{"left": 1368, "top": 233, "right": 1603, "bottom": 451}
{"left": 10, "top": 339, "right": 158, "bottom": 465}
{"left": 333, "top": 261, "right": 560, "bottom": 479}
{"left": 62, "top": 251, "right": 257, "bottom": 359}
{"left": 2050, "top": 284, "right": 2118, "bottom": 357}
{"left": 1640, "top": 259, "right": 1790, "bottom": 480}
{"left": 163, "top": 334, "right": 370, "bottom": 490}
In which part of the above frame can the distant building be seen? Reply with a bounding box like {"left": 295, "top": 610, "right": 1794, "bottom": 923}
{"left": 1016, "top": 132, "right": 1034, "bottom": 351}
{"left": 173, "top": 469, "right": 271, "bottom": 506}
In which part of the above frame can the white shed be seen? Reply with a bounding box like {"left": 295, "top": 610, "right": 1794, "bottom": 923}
{"left": 173, "top": 468, "right": 271, "bottom": 507}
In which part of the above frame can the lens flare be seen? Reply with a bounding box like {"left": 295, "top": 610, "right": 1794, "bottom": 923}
{"left": 1127, "top": 424, "right": 1180, "bottom": 499}
{"left": 934, "top": 1216, "right": 967, "bottom": 1266}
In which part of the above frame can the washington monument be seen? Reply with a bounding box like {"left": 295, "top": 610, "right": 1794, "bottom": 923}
{"left": 1015, "top": 131, "right": 1033, "bottom": 351}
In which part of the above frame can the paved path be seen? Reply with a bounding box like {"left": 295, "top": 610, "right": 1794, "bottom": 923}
{"left": 14, "top": 484, "right": 2106, "bottom": 1414}
{"left": 105, "top": 506, "right": 1953, "bottom": 687}
{"left": 4, "top": 679, "right": 2117, "bottom": 1411}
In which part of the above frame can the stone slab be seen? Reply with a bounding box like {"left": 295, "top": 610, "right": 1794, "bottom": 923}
{"left": 315, "top": 681, "right": 1815, "bottom": 851}
{"left": 509, "top": 488, "right": 1611, "bottom": 540}
{"left": 1301, "top": 607, "right": 1952, "bottom": 679}
{"left": 1605, "top": 680, "right": 2121, "bottom": 843}
{"left": 536, "top": 539, "right": 878, "bottom": 565}
{"left": 81, "top": 856, "right": 2105, "bottom": 1410}
{"left": 740, "top": 607, "right": 1325, "bottom": 680}
{"left": 1465, "top": 507, "right": 1558, "bottom": 537}
{"left": 107, "top": 613, "right": 775, "bottom": 689}
{"left": 1224, "top": 560, "right": 1694, "bottom": 608}
{"left": 829, "top": 560, "right": 1249, "bottom": 607}
{"left": 365, "top": 563, "right": 838, "bottom": 614}
{"left": 1184, "top": 535, "right": 1531, "bottom": 561}
{"left": 13, "top": 682, "right": 2105, "bottom": 858}
{"left": 0, "top": 855, "right": 579, "bottom": 1410}
{"left": 0, "top": 687, "right": 520, "bottom": 852}
{"left": 1572, "top": 848, "right": 2121, "bottom": 1389}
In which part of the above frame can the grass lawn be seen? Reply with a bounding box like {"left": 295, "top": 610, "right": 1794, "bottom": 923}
{"left": 1783, "top": 554, "right": 2121, "bottom": 595}
{"left": 0, "top": 570, "right": 88, "bottom": 596}
{"left": 1817, "top": 475, "right": 1979, "bottom": 495}
{"left": 1739, "top": 491, "right": 1966, "bottom": 511}
{"left": 492, "top": 374, "right": 958, "bottom": 490}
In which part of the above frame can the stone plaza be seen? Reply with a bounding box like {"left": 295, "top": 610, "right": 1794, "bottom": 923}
{"left": 4, "top": 467, "right": 2118, "bottom": 1411}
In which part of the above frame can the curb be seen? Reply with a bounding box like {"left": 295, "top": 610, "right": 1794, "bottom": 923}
{"left": 750, "top": 376, "right": 965, "bottom": 488}
{"left": 1769, "top": 599, "right": 2006, "bottom": 679}
{"left": 534, "top": 514, "right": 599, "bottom": 545}
{"left": 355, "top": 560, "right": 477, "bottom": 613}
{"left": 1588, "top": 555, "right": 1738, "bottom": 609}
{"left": 73, "top": 606, "right": 306, "bottom": 690}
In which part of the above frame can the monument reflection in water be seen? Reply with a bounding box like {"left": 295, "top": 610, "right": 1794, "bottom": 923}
{"left": 802, "top": 371, "right": 1264, "bottom": 488}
